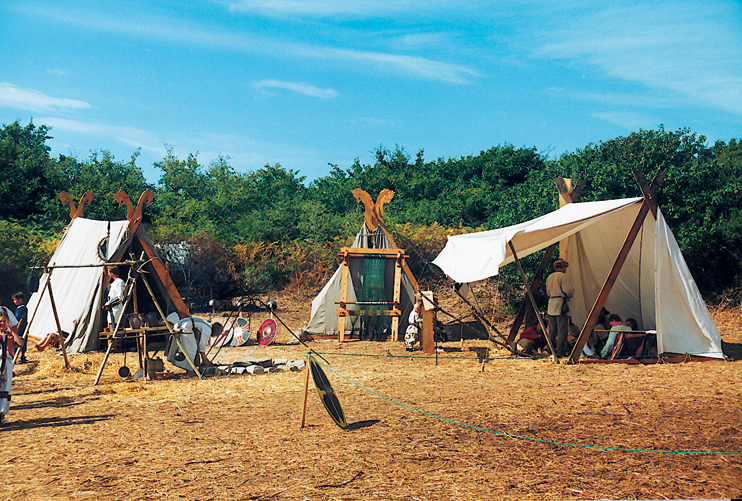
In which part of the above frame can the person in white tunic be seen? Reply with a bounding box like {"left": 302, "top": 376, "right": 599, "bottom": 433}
{"left": 404, "top": 298, "right": 423, "bottom": 351}
{"left": 0, "top": 306, "right": 22, "bottom": 425}
{"left": 165, "top": 313, "right": 222, "bottom": 374}
{"left": 103, "top": 266, "right": 126, "bottom": 329}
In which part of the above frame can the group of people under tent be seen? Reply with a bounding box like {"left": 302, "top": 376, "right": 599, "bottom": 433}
{"left": 514, "top": 258, "right": 654, "bottom": 360}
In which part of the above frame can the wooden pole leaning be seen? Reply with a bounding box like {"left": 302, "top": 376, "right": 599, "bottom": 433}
{"left": 568, "top": 167, "right": 665, "bottom": 363}
{"left": 94, "top": 274, "right": 137, "bottom": 385}
{"left": 138, "top": 269, "right": 202, "bottom": 379}
{"left": 45, "top": 277, "right": 71, "bottom": 369}
{"left": 508, "top": 241, "right": 558, "bottom": 362}
{"left": 300, "top": 355, "right": 311, "bottom": 429}
{"left": 506, "top": 243, "right": 557, "bottom": 344}
{"left": 453, "top": 287, "right": 510, "bottom": 350}
{"left": 507, "top": 177, "right": 584, "bottom": 344}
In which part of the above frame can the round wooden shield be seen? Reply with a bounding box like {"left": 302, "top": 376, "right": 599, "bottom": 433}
{"left": 258, "top": 318, "right": 277, "bottom": 346}
{"left": 309, "top": 358, "right": 347, "bottom": 429}
{"left": 236, "top": 318, "right": 251, "bottom": 346}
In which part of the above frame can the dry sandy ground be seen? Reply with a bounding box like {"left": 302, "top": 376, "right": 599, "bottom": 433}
{"left": 2, "top": 288, "right": 741, "bottom": 500}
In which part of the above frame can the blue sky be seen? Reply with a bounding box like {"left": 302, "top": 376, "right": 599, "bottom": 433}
{"left": 2, "top": 0, "right": 741, "bottom": 184}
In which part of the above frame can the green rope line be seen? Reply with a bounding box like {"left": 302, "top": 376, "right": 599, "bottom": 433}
{"left": 307, "top": 355, "right": 742, "bottom": 456}
{"left": 312, "top": 351, "right": 514, "bottom": 361}
{"left": 311, "top": 350, "right": 734, "bottom": 362}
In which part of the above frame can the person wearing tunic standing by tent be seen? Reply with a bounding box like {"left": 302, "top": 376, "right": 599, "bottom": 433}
{"left": 103, "top": 267, "right": 125, "bottom": 329}
{"left": 404, "top": 298, "right": 423, "bottom": 352}
{"left": 0, "top": 306, "right": 22, "bottom": 425}
{"left": 546, "top": 259, "right": 575, "bottom": 358}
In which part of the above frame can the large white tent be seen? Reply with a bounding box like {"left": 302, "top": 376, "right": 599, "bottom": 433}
{"left": 26, "top": 217, "right": 186, "bottom": 353}
{"left": 432, "top": 197, "right": 723, "bottom": 358}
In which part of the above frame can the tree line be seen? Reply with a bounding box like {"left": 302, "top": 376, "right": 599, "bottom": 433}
{"left": 1, "top": 120, "right": 740, "bottom": 308}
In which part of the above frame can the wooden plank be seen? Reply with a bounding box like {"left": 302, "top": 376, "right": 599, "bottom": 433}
{"left": 338, "top": 257, "right": 349, "bottom": 342}
{"left": 393, "top": 254, "right": 403, "bottom": 341}
{"left": 336, "top": 309, "right": 401, "bottom": 317}
{"left": 136, "top": 237, "right": 190, "bottom": 316}
{"left": 339, "top": 247, "right": 407, "bottom": 257}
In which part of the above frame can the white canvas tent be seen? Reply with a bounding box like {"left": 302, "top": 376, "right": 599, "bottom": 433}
{"left": 305, "top": 223, "right": 417, "bottom": 338}
{"left": 432, "top": 197, "right": 723, "bottom": 358}
{"left": 26, "top": 217, "right": 187, "bottom": 353}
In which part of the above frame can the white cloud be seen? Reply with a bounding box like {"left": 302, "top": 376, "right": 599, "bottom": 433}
{"left": 0, "top": 83, "right": 90, "bottom": 112}
{"left": 533, "top": 1, "right": 742, "bottom": 116}
{"left": 254, "top": 79, "right": 339, "bottom": 98}
{"left": 590, "top": 111, "right": 654, "bottom": 129}
{"left": 41, "top": 117, "right": 165, "bottom": 157}
{"left": 223, "top": 0, "right": 456, "bottom": 17}
{"left": 21, "top": 6, "right": 477, "bottom": 84}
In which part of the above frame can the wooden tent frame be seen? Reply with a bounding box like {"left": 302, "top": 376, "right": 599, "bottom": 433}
{"left": 500, "top": 167, "right": 668, "bottom": 363}
{"left": 335, "top": 189, "right": 419, "bottom": 342}
{"left": 28, "top": 190, "right": 191, "bottom": 380}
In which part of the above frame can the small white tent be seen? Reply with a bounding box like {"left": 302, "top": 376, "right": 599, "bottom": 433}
{"left": 305, "top": 224, "right": 417, "bottom": 339}
{"left": 26, "top": 217, "right": 187, "bottom": 353}
{"left": 432, "top": 197, "right": 723, "bottom": 358}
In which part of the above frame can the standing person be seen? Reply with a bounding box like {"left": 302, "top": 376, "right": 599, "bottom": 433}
{"left": 0, "top": 306, "right": 22, "bottom": 425}
{"left": 12, "top": 292, "right": 28, "bottom": 364}
{"left": 546, "top": 259, "right": 575, "bottom": 358}
{"left": 103, "top": 267, "right": 126, "bottom": 329}
{"left": 404, "top": 298, "right": 423, "bottom": 352}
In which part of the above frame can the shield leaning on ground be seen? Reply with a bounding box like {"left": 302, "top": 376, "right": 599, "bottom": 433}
{"left": 309, "top": 358, "right": 347, "bottom": 429}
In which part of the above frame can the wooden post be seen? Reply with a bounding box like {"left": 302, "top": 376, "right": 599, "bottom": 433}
{"left": 420, "top": 291, "right": 435, "bottom": 354}
{"left": 392, "top": 254, "right": 403, "bottom": 341}
{"left": 338, "top": 255, "right": 349, "bottom": 342}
